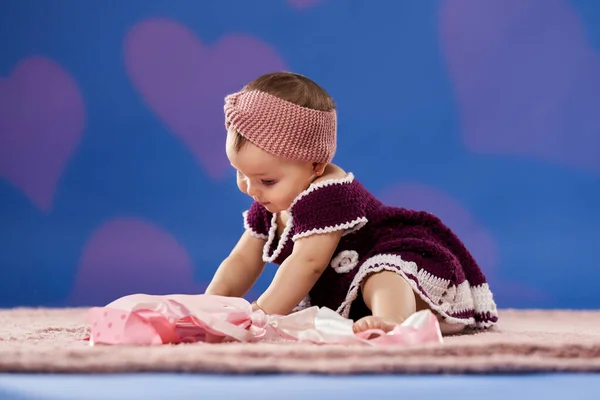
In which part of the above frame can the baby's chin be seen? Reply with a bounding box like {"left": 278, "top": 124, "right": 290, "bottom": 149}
{"left": 262, "top": 202, "right": 288, "bottom": 214}
{"left": 263, "top": 203, "right": 278, "bottom": 213}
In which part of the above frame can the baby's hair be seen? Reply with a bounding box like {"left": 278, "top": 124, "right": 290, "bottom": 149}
{"left": 231, "top": 72, "right": 336, "bottom": 152}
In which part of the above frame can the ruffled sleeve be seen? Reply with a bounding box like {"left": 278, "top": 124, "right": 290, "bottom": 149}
{"left": 291, "top": 176, "right": 369, "bottom": 241}
{"left": 242, "top": 201, "right": 271, "bottom": 240}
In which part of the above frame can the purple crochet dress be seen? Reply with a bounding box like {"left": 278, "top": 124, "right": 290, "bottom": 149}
{"left": 243, "top": 173, "right": 498, "bottom": 329}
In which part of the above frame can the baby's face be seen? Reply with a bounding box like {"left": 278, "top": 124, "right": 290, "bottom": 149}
{"left": 226, "top": 130, "right": 316, "bottom": 214}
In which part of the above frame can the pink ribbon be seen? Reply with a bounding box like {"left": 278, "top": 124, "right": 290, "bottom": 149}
{"left": 86, "top": 294, "right": 443, "bottom": 346}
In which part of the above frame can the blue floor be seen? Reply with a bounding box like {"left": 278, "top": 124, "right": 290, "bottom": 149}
{"left": 1, "top": 373, "right": 599, "bottom": 400}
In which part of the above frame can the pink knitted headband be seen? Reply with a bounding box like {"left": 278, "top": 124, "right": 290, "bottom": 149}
{"left": 224, "top": 90, "right": 337, "bottom": 163}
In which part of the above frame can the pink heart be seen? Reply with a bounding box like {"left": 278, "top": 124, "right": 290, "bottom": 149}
{"left": 439, "top": 0, "right": 600, "bottom": 174}
{"left": 378, "top": 183, "right": 548, "bottom": 305}
{"left": 68, "top": 217, "right": 260, "bottom": 306}
{"left": 288, "top": 0, "right": 326, "bottom": 10}
{"left": 0, "top": 57, "right": 85, "bottom": 211}
{"left": 124, "top": 18, "right": 287, "bottom": 179}
{"left": 69, "top": 217, "right": 202, "bottom": 306}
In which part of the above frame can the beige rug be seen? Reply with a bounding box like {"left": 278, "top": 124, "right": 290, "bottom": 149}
{"left": 1, "top": 307, "right": 600, "bottom": 374}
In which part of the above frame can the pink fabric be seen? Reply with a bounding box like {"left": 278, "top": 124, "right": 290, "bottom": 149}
{"left": 224, "top": 90, "right": 337, "bottom": 162}
{"left": 86, "top": 294, "right": 443, "bottom": 346}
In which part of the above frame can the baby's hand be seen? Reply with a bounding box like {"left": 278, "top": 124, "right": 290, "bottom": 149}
{"left": 251, "top": 301, "right": 263, "bottom": 312}
{"left": 352, "top": 316, "right": 398, "bottom": 334}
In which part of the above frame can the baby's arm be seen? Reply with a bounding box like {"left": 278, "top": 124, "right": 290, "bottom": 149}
{"left": 205, "top": 231, "right": 266, "bottom": 297}
{"left": 254, "top": 230, "right": 344, "bottom": 315}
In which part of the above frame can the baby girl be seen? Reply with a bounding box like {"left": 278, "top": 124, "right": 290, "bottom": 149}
{"left": 205, "top": 72, "right": 498, "bottom": 334}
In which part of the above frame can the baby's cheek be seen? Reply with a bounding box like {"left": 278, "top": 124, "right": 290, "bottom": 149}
{"left": 237, "top": 179, "right": 247, "bottom": 195}
{"left": 281, "top": 192, "right": 298, "bottom": 209}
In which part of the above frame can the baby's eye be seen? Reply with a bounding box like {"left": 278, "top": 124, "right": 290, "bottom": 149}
{"left": 261, "top": 180, "right": 277, "bottom": 186}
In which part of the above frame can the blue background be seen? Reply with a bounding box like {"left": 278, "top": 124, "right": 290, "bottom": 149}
{"left": 0, "top": 0, "right": 598, "bottom": 309}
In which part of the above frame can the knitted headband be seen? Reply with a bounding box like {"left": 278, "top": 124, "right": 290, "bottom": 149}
{"left": 224, "top": 90, "right": 337, "bottom": 163}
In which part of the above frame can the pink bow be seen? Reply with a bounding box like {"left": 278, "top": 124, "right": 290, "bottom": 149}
{"left": 86, "top": 294, "right": 443, "bottom": 346}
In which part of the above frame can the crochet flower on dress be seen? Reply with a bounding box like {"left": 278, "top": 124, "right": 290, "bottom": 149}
{"left": 330, "top": 250, "right": 359, "bottom": 273}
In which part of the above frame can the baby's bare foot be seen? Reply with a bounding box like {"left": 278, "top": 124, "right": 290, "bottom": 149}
{"left": 352, "top": 316, "right": 398, "bottom": 334}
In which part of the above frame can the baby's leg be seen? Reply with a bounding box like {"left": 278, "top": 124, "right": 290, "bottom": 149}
{"left": 352, "top": 270, "right": 417, "bottom": 333}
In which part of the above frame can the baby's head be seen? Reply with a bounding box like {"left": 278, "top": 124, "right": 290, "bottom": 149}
{"left": 224, "top": 72, "right": 336, "bottom": 213}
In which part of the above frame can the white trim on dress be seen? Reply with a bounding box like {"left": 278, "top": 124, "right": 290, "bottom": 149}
{"left": 336, "top": 253, "right": 498, "bottom": 329}
{"left": 261, "top": 173, "right": 368, "bottom": 263}
{"left": 242, "top": 210, "right": 268, "bottom": 240}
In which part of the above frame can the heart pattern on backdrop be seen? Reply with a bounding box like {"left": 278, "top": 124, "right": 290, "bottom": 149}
{"left": 69, "top": 216, "right": 263, "bottom": 306}
{"left": 0, "top": 57, "right": 85, "bottom": 211}
{"left": 69, "top": 217, "right": 205, "bottom": 306}
{"left": 379, "top": 183, "right": 549, "bottom": 305}
{"left": 288, "top": 0, "right": 327, "bottom": 10}
{"left": 439, "top": 0, "right": 600, "bottom": 175}
{"left": 124, "top": 18, "right": 287, "bottom": 180}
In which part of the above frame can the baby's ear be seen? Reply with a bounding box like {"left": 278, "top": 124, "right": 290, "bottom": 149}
{"left": 312, "top": 162, "right": 327, "bottom": 176}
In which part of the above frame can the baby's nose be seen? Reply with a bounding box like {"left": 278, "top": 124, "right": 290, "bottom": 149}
{"left": 246, "top": 183, "right": 260, "bottom": 198}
